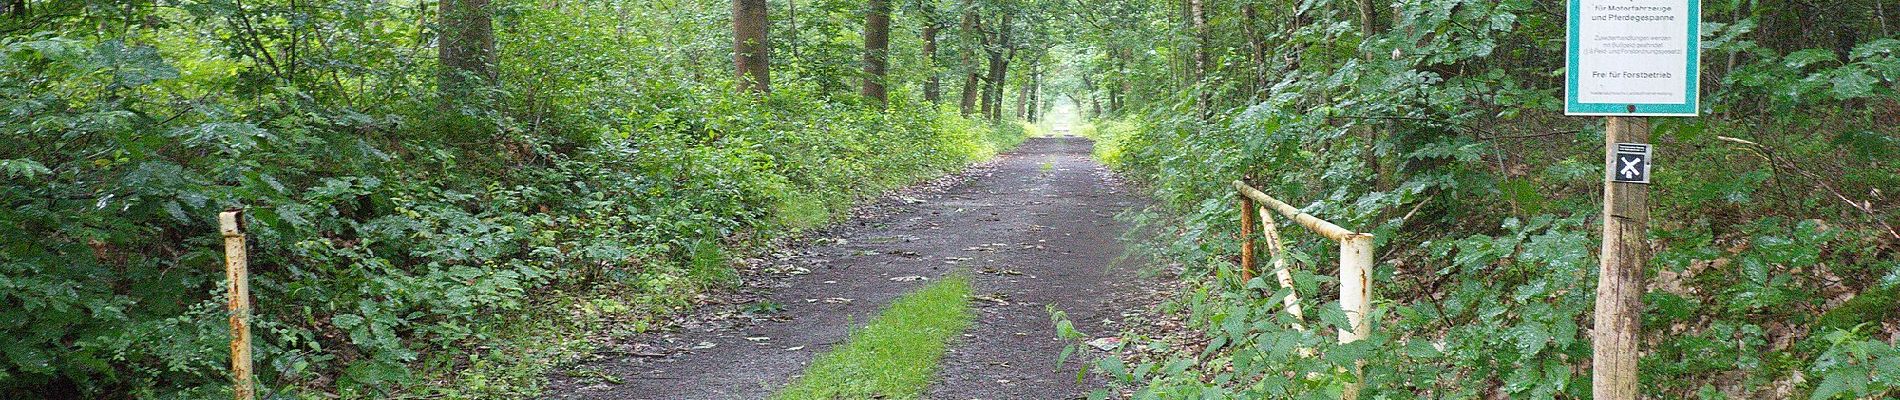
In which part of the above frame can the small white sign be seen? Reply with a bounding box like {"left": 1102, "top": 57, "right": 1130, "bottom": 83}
{"left": 1566, "top": 0, "right": 1700, "bottom": 116}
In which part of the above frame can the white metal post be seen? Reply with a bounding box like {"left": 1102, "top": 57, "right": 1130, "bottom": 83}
{"left": 1338, "top": 234, "right": 1373, "bottom": 343}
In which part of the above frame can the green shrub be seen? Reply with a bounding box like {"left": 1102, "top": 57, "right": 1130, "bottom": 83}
{"left": 0, "top": 2, "right": 1024, "bottom": 397}
{"left": 1072, "top": 0, "right": 1900, "bottom": 397}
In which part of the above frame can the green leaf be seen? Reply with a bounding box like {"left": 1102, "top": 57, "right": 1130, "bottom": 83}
{"left": 1512, "top": 321, "right": 1552, "bottom": 357}
{"left": 0, "top": 159, "right": 50, "bottom": 179}
{"left": 1785, "top": 49, "right": 1841, "bottom": 70}
{"left": 1851, "top": 38, "right": 1900, "bottom": 59}
{"left": 333, "top": 314, "right": 365, "bottom": 329}
{"left": 1809, "top": 368, "right": 1868, "bottom": 399}
{"left": 1830, "top": 67, "right": 1878, "bottom": 100}
{"left": 4, "top": 345, "right": 52, "bottom": 374}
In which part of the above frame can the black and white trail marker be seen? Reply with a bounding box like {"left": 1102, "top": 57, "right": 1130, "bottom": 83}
{"left": 1610, "top": 143, "right": 1652, "bottom": 184}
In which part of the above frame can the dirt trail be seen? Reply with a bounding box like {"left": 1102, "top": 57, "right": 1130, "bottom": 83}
{"left": 547, "top": 137, "right": 1150, "bottom": 400}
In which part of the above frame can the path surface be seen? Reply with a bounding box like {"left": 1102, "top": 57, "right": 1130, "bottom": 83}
{"left": 547, "top": 137, "right": 1149, "bottom": 400}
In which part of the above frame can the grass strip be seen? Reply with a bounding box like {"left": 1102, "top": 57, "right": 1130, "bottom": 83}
{"left": 772, "top": 274, "right": 975, "bottom": 400}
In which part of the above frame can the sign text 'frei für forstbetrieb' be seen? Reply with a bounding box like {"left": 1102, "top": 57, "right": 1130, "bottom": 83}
{"left": 1566, "top": 0, "right": 1701, "bottom": 116}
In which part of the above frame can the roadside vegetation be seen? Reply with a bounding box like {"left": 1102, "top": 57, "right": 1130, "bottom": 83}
{"left": 773, "top": 274, "right": 975, "bottom": 400}
{"left": 0, "top": 0, "right": 1029, "bottom": 398}
{"left": 8, "top": 0, "right": 1897, "bottom": 398}
{"left": 1063, "top": 0, "right": 1900, "bottom": 398}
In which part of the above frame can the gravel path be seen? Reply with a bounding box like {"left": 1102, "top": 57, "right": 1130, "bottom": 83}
{"left": 546, "top": 136, "right": 1152, "bottom": 400}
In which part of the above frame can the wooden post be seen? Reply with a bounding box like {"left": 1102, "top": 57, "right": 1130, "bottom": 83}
{"left": 1239, "top": 196, "right": 1258, "bottom": 283}
{"left": 221, "top": 210, "right": 254, "bottom": 400}
{"left": 1593, "top": 116, "right": 1648, "bottom": 400}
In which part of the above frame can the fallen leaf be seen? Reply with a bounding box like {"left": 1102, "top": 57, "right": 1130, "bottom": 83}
{"left": 972, "top": 293, "right": 1012, "bottom": 306}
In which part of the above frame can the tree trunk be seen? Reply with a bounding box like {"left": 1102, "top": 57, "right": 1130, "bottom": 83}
{"left": 959, "top": 11, "right": 982, "bottom": 115}
{"left": 982, "top": 50, "right": 1007, "bottom": 119}
{"left": 961, "top": 72, "right": 982, "bottom": 115}
{"left": 1189, "top": 0, "right": 1209, "bottom": 118}
{"left": 1015, "top": 58, "right": 1032, "bottom": 119}
{"left": 861, "top": 0, "right": 891, "bottom": 103}
{"left": 439, "top": 0, "right": 495, "bottom": 105}
{"left": 923, "top": 21, "right": 942, "bottom": 104}
{"left": 1028, "top": 61, "right": 1042, "bottom": 122}
{"left": 981, "top": 13, "right": 1013, "bottom": 120}
{"left": 787, "top": 0, "right": 800, "bottom": 60}
{"left": 733, "top": 0, "right": 771, "bottom": 94}
{"left": 1357, "top": 0, "right": 1380, "bottom": 37}
{"left": 1242, "top": 2, "right": 1266, "bottom": 97}
{"left": 1081, "top": 72, "right": 1103, "bottom": 116}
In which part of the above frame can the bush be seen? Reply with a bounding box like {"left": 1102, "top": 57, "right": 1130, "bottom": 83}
{"left": 0, "top": 4, "right": 1023, "bottom": 398}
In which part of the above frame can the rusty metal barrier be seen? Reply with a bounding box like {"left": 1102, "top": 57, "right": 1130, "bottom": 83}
{"left": 1235, "top": 181, "right": 1375, "bottom": 398}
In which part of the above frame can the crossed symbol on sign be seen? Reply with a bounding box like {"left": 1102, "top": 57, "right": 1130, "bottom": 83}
{"left": 1619, "top": 157, "right": 1643, "bottom": 179}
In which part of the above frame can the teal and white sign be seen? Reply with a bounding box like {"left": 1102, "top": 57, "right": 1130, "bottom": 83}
{"left": 1566, "top": 0, "right": 1701, "bottom": 116}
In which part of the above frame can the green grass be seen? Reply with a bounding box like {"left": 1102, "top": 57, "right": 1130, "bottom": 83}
{"left": 773, "top": 274, "right": 975, "bottom": 400}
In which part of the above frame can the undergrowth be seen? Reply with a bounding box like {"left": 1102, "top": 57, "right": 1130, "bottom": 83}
{"left": 1065, "top": 0, "right": 1900, "bottom": 398}
{"left": 0, "top": 2, "right": 1024, "bottom": 398}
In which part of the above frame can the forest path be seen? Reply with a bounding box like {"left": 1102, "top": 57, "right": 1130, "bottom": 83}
{"left": 547, "top": 137, "right": 1152, "bottom": 400}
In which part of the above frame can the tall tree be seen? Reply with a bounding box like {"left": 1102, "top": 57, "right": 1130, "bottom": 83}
{"left": 1241, "top": 2, "right": 1266, "bottom": 97}
{"left": 1188, "top": 0, "right": 1209, "bottom": 118}
{"left": 439, "top": 0, "right": 495, "bottom": 105}
{"left": 862, "top": 0, "right": 892, "bottom": 102}
{"left": 1357, "top": 0, "right": 1380, "bottom": 37}
{"left": 980, "top": 12, "right": 1013, "bottom": 120}
{"left": 958, "top": 9, "right": 983, "bottom": 114}
{"left": 921, "top": 11, "right": 944, "bottom": 104}
{"left": 733, "top": 0, "right": 771, "bottom": 94}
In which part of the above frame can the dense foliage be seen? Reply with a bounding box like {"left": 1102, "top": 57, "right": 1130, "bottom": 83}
{"left": 0, "top": 0, "right": 1028, "bottom": 398}
{"left": 1063, "top": 0, "right": 1900, "bottom": 398}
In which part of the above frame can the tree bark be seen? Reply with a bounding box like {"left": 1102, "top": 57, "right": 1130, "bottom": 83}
{"left": 1081, "top": 73, "right": 1103, "bottom": 116}
{"left": 1357, "top": 0, "right": 1380, "bottom": 37}
{"left": 787, "top": 0, "right": 800, "bottom": 60}
{"left": 1028, "top": 61, "right": 1042, "bottom": 122}
{"left": 733, "top": 0, "right": 770, "bottom": 94}
{"left": 923, "top": 21, "right": 942, "bottom": 104}
{"left": 1242, "top": 2, "right": 1267, "bottom": 97}
{"left": 982, "top": 50, "right": 1007, "bottom": 119}
{"left": 981, "top": 12, "right": 1012, "bottom": 120}
{"left": 1109, "top": 50, "right": 1128, "bottom": 114}
{"left": 1189, "top": 0, "right": 1210, "bottom": 118}
{"left": 861, "top": 0, "right": 891, "bottom": 103}
{"left": 959, "top": 11, "right": 983, "bottom": 115}
{"left": 1015, "top": 57, "right": 1032, "bottom": 119}
{"left": 439, "top": 0, "right": 495, "bottom": 104}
